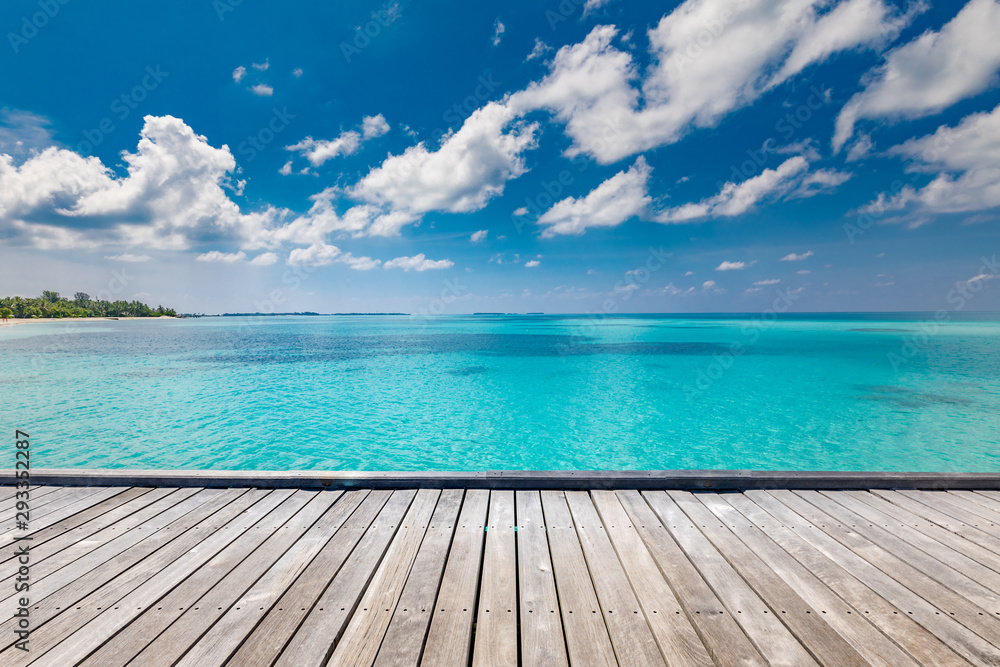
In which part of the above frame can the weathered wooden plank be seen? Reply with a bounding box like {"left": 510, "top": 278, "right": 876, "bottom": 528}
{"left": 539, "top": 490, "right": 617, "bottom": 667}
{"left": 670, "top": 491, "right": 867, "bottom": 666}
{"left": 590, "top": 490, "right": 713, "bottom": 667}
{"left": 469, "top": 490, "right": 517, "bottom": 667}
{"left": 643, "top": 491, "right": 819, "bottom": 667}
{"left": 23, "top": 489, "right": 292, "bottom": 666}
{"left": 752, "top": 490, "right": 1000, "bottom": 666}
{"left": 0, "top": 488, "right": 205, "bottom": 612}
{"left": 330, "top": 489, "right": 441, "bottom": 667}
{"left": 225, "top": 490, "right": 389, "bottom": 667}
{"left": 513, "top": 490, "right": 568, "bottom": 667}
{"left": 1, "top": 487, "right": 162, "bottom": 560}
{"left": 830, "top": 491, "right": 1000, "bottom": 579}
{"left": 723, "top": 491, "right": 968, "bottom": 667}
{"left": 901, "top": 491, "right": 1000, "bottom": 537}
{"left": 951, "top": 491, "right": 1000, "bottom": 518}
{"left": 0, "top": 488, "right": 270, "bottom": 664}
{"left": 615, "top": 490, "right": 765, "bottom": 667}
{"left": 144, "top": 490, "right": 342, "bottom": 666}
{"left": 371, "top": 489, "right": 463, "bottom": 667}
{"left": 697, "top": 492, "right": 920, "bottom": 667}
{"left": 0, "top": 486, "right": 127, "bottom": 545}
{"left": 273, "top": 489, "right": 418, "bottom": 667}
{"left": 418, "top": 489, "right": 489, "bottom": 667}
{"left": 867, "top": 490, "right": 1000, "bottom": 572}
{"left": 90, "top": 490, "right": 343, "bottom": 667}
{"left": 565, "top": 490, "right": 667, "bottom": 666}
{"left": 794, "top": 490, "right": 1000, "bottom": 615}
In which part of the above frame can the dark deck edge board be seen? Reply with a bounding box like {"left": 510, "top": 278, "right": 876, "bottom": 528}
{"left": 3, "top": 469, "right": 1000, "bottom": 490}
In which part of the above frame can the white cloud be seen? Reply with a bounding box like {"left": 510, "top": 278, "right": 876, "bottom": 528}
{"left": 0, "top": 115, "right": 284, "bottom": 251}
{"left": 492, "top": 19, "right": 505, "bottom": 46}
{"left": 582, "top": 0, "right": 614, "bottom": 18}
{"left": 788, "top": 169, "right": 852, "bottom": 199}
{"left": 286, "top": 133, "right": 361, "bottom": 167}
{"left": 513, "top": 206, "right": 529, "bottom": 216}
{"left": 252, "top": 59, "right": 269, "bottom": 71}
{"left": 383, "top": 253, "right": 454, "bottom": 271}
{"left": 525, "top": 259, "right": 541, "bottom": 267}
{"left": 285, "top": 116, "right": 388, "bottom": 169}
{"left": 232, "top": 66, "right": 246, "bottom": 83}
{"left": 526, "top": 38, "right": 552, "bottom": 62}
{"left": 250, "top": 252, "right": 278, "bottom": 266}
{"left": 292, "top": 68, "right": 303, "bottom": 78}
{"left": 537, "top": 156, "right": 651, "bottom": 236}
{"left": 345, "top": 102, "right": 538, "bottom": 236}
{"left": 715, "top": 261, "right": 752, "bottom": 271}
{"left": 286, "top": 243, "right": 380, "bottom": 270}
{"left": 780, "top": 250, "right": 814, "bottom": 261}
{"left": 470, "top": 229, "right": 488, "bottom": 243}
{"left": 860, "top": 102, "right": 1000, "bottom": 215}
{"left": 833, "top": 0, "right": 1000, "bottom": 151}
{"left": 656, "top": 156, "right": 809, "bottom": 223}
{"left": 754, "top": 278, "right": 781, "bottom": 285}
{"left": 197, "top": 250, "right": 246, "bottom": 263}
{"left": 797, "top": 269, "right": 811, "bottom": 274}
{"left": 511, "top": 1, "right": 913, "bottom": 164}
{"left": 279, "top": 161, "right": 293, "bottom": 176}
{"left": 250, "top": 83, "right": 273, "bottom": 97}
{"left": 362, "top": 114, "right": 390, "bottom": 139}
{"left": 683, "top": 271, "right": 693, "bottom": 276}
{"left": 104, "top": 253, "right": 151, "bottom": 263}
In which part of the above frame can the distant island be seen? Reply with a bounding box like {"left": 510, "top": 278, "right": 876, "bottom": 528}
{"left": 0, "top": 291, "right": 176, "bottom": 319}
{"left": 219, "top": 312, "right": 409, "bottom": 317}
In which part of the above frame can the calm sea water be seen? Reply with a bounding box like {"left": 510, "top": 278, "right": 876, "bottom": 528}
{"left": 2, "top": 314, "right": 999, "bottom": 471}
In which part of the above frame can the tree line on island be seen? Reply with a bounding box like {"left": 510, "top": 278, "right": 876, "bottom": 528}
{"left": 0, "top": 291, "right": 177, "bottom": 320}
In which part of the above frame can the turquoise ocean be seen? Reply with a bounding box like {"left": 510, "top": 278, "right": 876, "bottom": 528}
{"left": 2, "top": 314, "right": 998, "bottom": 472}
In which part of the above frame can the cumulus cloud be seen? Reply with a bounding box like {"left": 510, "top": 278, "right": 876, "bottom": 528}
{"left": 279, "top": 161, "right": 293, "bottom": 176}
{"left": 250, "top": 252, "right": 278, "bottom": 266}
{"left": 285, "top": 115, "right": 389, "bottom": 168}
{"left": 250, "top": 83, "right": 273, "bottom": 97}
{"left": 525, "top": 259, "right": 541, "bottom": 267}
{"left": 0, "top": 115, "right": 285, "bottom": 250}
{"left": 362, "top": 114, "right": 390, "bottom": 139}
{"left": 197, "top": 250, "right": 246, "bottom": 263}
{"left": 715, "top": 260, "right": 753, "bottom": 271}
{"left": 104, "top": 253, "right": 151, "bottom": 263}
{"left": 345, "top": 102, "right": 537, "bottom": 236}
{"left": 860, "top": 102, "right": 1000, "bottom": 215}
{"left": 232, "top": 66, "right": 246, "bottom": 83}
{"left": 780, "top": 250, "right": 814, "bottom": 261}
{"left": 656, "top": 156, "right": 809, "bottom": 223}
{"left": 833, "top": 0, "right": 1000, "bottom": 151}
{"left": 537, "top": 156, "right": 651, "bottom": 236}
{"left": 383, "top": 253, "right": 454, "bottom": 271}
{"left": 286, "top": 243, "right": 380, "bottom": 270}
{"left": 511, "top": 0, "right": 913, "bottom": 164}
{"left": 470, "top": 229, "right": 488, "bottom": 242}
{"left": 292, "top": 68, "right": 304, "bottom": 78}
{"left": 252, "top": 59, "right": 269, "bottom": 71}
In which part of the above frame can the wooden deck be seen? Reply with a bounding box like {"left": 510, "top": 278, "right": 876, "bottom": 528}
{"left": 3, "top": 484, "right": 1000, "bottom": 665}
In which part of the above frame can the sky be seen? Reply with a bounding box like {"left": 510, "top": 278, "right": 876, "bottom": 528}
{"left": 1, "top": 0, "right": 999, "bottom": 314}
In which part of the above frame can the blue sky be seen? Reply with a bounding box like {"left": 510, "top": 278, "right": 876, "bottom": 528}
{"left": 1, "top": 0, "right": 999, "bottom": 314}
